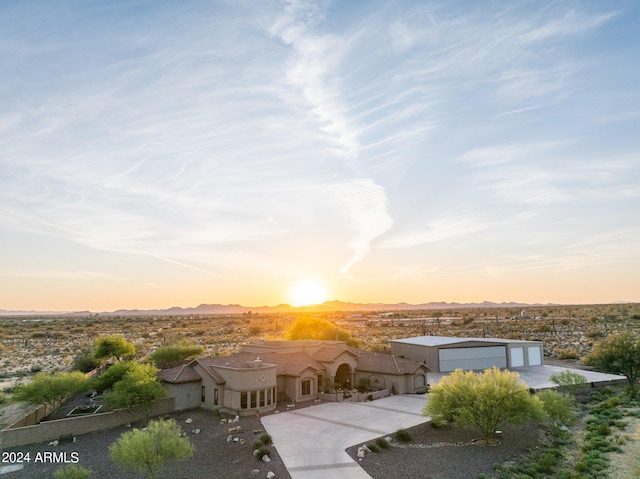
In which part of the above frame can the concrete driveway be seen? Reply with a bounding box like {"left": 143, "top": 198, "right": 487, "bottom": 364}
{"left": 261, "top": 395, "right": 429, "bottom": 479}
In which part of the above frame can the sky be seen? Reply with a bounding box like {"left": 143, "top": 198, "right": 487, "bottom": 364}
{"left": 1, "top": 0, "right": 639, "bottom": 311}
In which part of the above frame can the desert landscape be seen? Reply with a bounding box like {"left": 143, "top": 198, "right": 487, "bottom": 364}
{"left": 2, "top": 302, "right": 640, "bottom": 478}
{"left": 2, "top": 302, "right": 639, "bottom": 425}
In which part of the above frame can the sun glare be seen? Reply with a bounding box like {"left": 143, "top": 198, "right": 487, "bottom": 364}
{"left": 289, "top": 280, "right": 329, "bottom": 307}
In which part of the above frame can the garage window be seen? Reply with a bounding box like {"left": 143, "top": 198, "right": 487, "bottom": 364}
{"left": 510, "top": 348, "right": 525, "bottom": 368}
{"left": 527, "top": 347, "right": 542, "bottom": 366}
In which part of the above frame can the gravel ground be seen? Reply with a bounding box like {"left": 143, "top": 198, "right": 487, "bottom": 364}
{"left": 2, "top": 408, "right": 291, "bottom": 479}
{"left": 347, "top": 421, "right": 541, "bottom": 479}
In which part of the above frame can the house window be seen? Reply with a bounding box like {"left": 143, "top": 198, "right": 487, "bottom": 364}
{"left": 241, "top": 392, "right": 248, "bottom": 409}
{"left": 251, "top": 391, "right": 257, "bottom": 408}
{"left": 267, "top": 388, "right": 272, "bottom": 405}
{"left": 302, "top": 379, "right": 312, "bottom": 396}
{"left": 201, "top": 386, "right": 206, "bottom": 402}
{"left": 260, "top": 389, "right": 265, "bottom": 407}
{"left": 214, "top": 388, "right": 219, "bottom": 406}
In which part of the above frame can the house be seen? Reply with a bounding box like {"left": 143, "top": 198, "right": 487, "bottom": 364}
{"left": 158, "top": 340, "right": 429, "bottom": 415}
{"left": 390, "top": 335, "right": 544, "bottom": 373}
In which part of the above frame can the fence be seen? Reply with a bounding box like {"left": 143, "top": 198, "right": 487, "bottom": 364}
{"left": 6, "top": 404, "right": 50, "bottom": 429}
{"left": 1, "top": 397, "right": 175, "bottom": 449}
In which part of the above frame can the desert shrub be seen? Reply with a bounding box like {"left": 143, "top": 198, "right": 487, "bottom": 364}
{"left": 72, "top": 349, "right": 100, "bottom": 373}
{"left": 535, "top": 448, "right": 563, "bottom": 474}
{"left": 550, "top": 370, "right": 588, "bottom": 393}
{"left": 149, "top": 339, "right": 204, "bottom": 369}
{"left": 537, "top": 390, "right": 578, "bottom": 428}
{"left": 556, "top": 348, "right": 580, "bottom": 360}
{"left": 535, "top": 324, "right": 552, "bottom": 333}
{"left": 585, "top": 328, "right": 605, "bottom": 340}
{"left": 366, "top": 442, "right": 380, "bottom": 453}
{"left": 259, "top": 433, "right": 272, "bottom": 445}
{"left": 394, "top": 428, "right": 412, "bottom": 443}
{"left": 375, "top": 437, "right": 390, "bottom": 449}
{"left": 248, "top": 324, "right": 263, "bottom": 335}
{"left": 53, "top": 464, "right": 92, "bottom": 479}
{"left": 254, "top": 446, "right": 271, "bottom": 460}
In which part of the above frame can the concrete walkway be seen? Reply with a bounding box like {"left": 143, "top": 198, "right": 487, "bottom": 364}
{"left": 261, "top": 395, "right": 429, "bottom": 479}
{"left": 427, "top": 365, "right": 626, "bottom": 391}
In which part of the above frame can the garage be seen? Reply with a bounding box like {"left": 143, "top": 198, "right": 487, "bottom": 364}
{"left": 439, "top": 346, "right": 507, "bottom": 372}
{"left": 390, "top": 336, "right": 545, "bottom": 373}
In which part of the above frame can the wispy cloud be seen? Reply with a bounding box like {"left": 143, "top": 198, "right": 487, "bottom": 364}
{"left": 378, "top": 215, "right": 490, "bottom": 250}
{"left": 331, "top": 179, "right": 393, "bottom": 274}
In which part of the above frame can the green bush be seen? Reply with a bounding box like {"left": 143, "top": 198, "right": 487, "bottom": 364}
{"left": 72, "top": 349, "right": 100, "bottom": 373}
{"left": 394, "top": 428, "right": 412, "bottom": 443}
{"left": 366, "top": 442, "right": 380, "bottom": 453}
{"left": 375, "top": 437, "right": 389, "bottom": 449}
{"left": 537, "top": 390, "right": 578, "bottom": 428}
{"left": 254, "top": 446, "right": 271, "bottom": 460}
{"left": 557, "top": 348, "right": 580, "bottom": 360}
{"left": 259, "top": 433, "right": 272, "bottom": 445}
{"left": 53, "top": 464, "right": 92, "bottom": 479}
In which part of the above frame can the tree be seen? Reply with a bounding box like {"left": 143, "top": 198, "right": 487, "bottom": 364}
{"left": 93, "top": 361, "right": 138, "bottom": 394}
{"left": 149, "top": 339, "right": 204, "bottom": 369}
{"left": 94, "top": 335, "right": 135, "bottom": 362}
{"left": 12, "top": 371, "right": 89, "bottom": 416}
{"left": 105, "top": 363, "right": 166, "bottom": 422}
{"left": 285, "top": 317, "right": 360, "bottom": 346}
{"left": 423, "top": 367, "right": 545, "bottom": 441}
{"left": 110, "top": 419, "right": 193, "bottom": 479}
{"left": 584, "top": 332, "right": 640, "bottom": 395}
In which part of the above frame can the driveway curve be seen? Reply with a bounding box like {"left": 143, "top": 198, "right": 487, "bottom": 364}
{"left": 261, "top": 395, "right": 429, "bottom": 479}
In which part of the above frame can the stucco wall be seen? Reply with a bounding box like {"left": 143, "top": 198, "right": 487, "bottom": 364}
{"left": 164, "top": 382, "right": 201, "bottom": 410}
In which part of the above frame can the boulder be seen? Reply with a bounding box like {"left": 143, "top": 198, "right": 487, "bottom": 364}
{"left": 262, "top": 455, "right": 271, "bottom": 463}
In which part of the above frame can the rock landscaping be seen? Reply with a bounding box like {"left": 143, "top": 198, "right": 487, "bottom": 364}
{"left": 1, "top": 408, "right": 290, "bottom": 479}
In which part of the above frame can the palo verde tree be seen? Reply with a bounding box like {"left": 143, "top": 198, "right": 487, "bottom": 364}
{"left": 105, "top": 363, "right": 166, "bottom": 423}
{"left": 424, "top": 367, "right": 545, "bottom": 442}
{"left": 110, "top": 419, "right": 193, "bottom": 479}
{"left": 93, "top": 361, "right": 138, "bottom": 394}
{"left": 93, "top": 335, "right": 135, "bottom": 362}
{"left": 149, "top": 338, "right": 204, "bottom": 369}
{"left": 585, "top": 332, "right": 640, "bottom": 396}
{"left": 12, "top": 371, "right": 89, "bottom": 416}
{"left": 285, "top": 316, "right": 360, "bottom": 346}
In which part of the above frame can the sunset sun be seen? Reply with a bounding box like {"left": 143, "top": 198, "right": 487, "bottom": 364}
{"left": 289, "top": 280, "right": 329, "bottom": 307}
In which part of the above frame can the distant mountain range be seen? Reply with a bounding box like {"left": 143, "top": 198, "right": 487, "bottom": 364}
{"left": 0, "top": 299, "right": 568, "bottom": 316}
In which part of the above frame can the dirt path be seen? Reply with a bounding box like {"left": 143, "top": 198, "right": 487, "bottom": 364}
{"left": 608, "top": 416, "right": 640, "bottom": 479}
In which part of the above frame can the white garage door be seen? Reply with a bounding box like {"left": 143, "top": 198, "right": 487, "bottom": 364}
{"left": 527, "top": 346, "right": 542, "bottom": 366}
{"left": 439, "top": 346, "right": 507, "bottom": 372}
{"left": 510, "top": 347, "right": 525, "bottom": 368}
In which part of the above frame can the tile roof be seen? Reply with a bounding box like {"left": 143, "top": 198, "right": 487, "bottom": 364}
{"left": 157, "top": 364, "right": 202, "bottom": 384}
{"left": 355, "top": 351, "right": 430, "bottom": 374}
